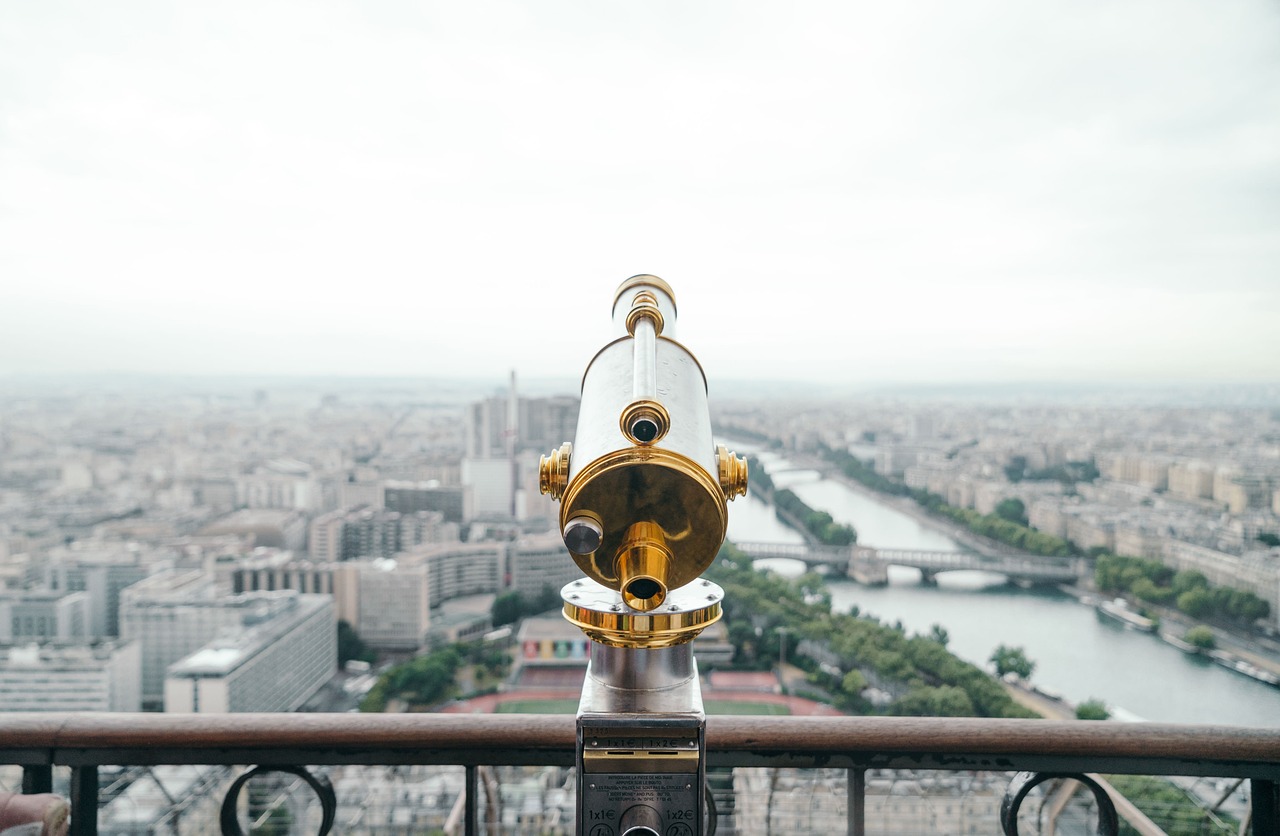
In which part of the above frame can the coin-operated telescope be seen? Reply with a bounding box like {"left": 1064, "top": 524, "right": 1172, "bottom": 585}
{"left": 540, "top": 276, "right": 747, "bottom": 836}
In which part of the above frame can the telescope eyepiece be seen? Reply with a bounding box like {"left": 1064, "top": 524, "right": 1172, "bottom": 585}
{"left": 624, "top": 577, "right": 662, "bottom": 606}
{"left": 617, "top": 521, "right": 671, "bottom": 611}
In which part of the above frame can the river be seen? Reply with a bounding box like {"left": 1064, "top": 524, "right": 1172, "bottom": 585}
{"left": 724, "top": 448, "right": 1280, "bottom": 728}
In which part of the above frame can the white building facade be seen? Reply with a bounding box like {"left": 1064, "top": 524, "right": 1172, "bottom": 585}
{"left": 0, "top": 641, "right": 141, "bottom": 712}
{"left": 357, "top": 560, "right": 431, "bottom": 651}
{"left": 164, "top": 593, "right": 335, "bottom": 713}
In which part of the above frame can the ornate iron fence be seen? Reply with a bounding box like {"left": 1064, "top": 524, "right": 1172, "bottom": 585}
{"left": 3, "top": 713, "right": 1277, "bottom": 834}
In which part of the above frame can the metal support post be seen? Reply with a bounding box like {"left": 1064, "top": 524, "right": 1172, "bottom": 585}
{"left": 69, "top": 765, "right": 97, "bottom": 836}
{"left": 22, "top": 765, "right": 53, "bottom": 795}
{"left": 1253, "top": 778, "right": 1278, "bottom": 836}
{"left": 848, "top": 768, "right": 865, "bottom": 836}
{"left": 465, "top": 765, "right": 479, "bottom": 836}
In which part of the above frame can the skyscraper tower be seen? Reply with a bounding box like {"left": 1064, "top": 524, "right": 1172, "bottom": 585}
{"left": 462, "top": 372, "right": 519, "bottom": 519}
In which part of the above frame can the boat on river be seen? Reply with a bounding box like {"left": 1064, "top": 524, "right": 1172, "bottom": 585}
{"left": 1160, "top": 631, "right": 1202, "bottom": 654}
{"left": 1208, "top": 650, "right": 1280, "bottom": 688}
{"left": 1096, "top": 598, "right": 1157, "bottom": 633}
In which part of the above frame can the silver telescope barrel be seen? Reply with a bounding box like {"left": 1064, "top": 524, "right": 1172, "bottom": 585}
{"left": 546, "top": 276, "right": 746, "bottom": 836}
{"left": 541, "top": 276, "right": 747, "bottom": 615}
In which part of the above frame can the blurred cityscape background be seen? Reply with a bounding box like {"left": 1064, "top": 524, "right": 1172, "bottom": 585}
{"left": 1, "top": 373, "right": 1278, "bottom": 832}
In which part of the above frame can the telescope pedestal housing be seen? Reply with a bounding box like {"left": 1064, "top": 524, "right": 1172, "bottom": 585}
{"left": 576, "top": 642, "right": 706, "bottom": 836}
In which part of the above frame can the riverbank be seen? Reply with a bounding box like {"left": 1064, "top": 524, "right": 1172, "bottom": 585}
{"left": 802, "top": 455, "right": 1280, "bottom": 688}
{"left": 747, "top": 455, "right": 1280, "bottom": 725}
{"left": 1062, "top": 582, "right": 1280, "bottom": 685}
{"left": 1001, "top": 680, "right": 1071, "bottom": 720}
{"left": 784, "top": 452, "right": 1022, "bottom": 558}
{"left": 1152, "top": 604, "right": 1280, "bottom": 682}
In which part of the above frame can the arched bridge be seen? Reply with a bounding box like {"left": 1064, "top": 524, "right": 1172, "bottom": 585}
{"left": 734, "top": 541, "right": 1085, "bottom": 586}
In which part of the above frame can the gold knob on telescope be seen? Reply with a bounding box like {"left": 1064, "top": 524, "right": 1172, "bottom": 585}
{"left": 614, "top": 275, "right": 676, "bottom": 320}
{"left": 624, "top": 290, "right": 665, "bottom": 336}
{"left": 539, "top": 442, "right": 572, "bottom": 500}
{"left": 717, "top": 445, "right": 749, "bottom": 500}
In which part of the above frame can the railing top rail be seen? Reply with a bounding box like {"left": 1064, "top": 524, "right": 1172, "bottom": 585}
{"left": 2, "top": 714, "right": 1277, "bottom": 777}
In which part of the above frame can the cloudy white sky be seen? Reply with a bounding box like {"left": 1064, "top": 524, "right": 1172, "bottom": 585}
{"left": 2, "top": 0, "right": 1278, "bottom": 387}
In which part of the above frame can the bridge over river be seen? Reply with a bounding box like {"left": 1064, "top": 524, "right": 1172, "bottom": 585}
{"left": 734, "top": 541, "right": 1087, "bottom": 586}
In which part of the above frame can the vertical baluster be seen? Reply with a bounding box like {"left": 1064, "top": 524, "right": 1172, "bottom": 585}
{"left": 465, "top": 765, "right": 478, "bottom": 836}
{"left": 21, "top": 765, "right": 52, "bottom": 795}
{"left": 1254, "top": 779, "right": 1278, "bottom": 835}
{"left": 847, "top": 768, "right": 865, "bottom": 836}
{"left": 69, "top": 766, "right": 97, "bottom": 836}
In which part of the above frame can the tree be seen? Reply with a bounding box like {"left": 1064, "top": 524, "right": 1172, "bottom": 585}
{"left": 929, "top": 624, "right": 950, "bottom": 648}
{"left": 994, "top": 498, "right": 1028, "bottom": 526}
{"left": 1076, "top": 699, "right": 1110, "bottom": 721}
{"left": 841, "top": 669, "right": 867, "bottom": 695}
{"left": 1176, "top": 588, "right": 1213, "bottom": 618}
{"left": 1171, "top": 570, "right": 1208, "bottom": 596}
{"left": 1257, "top": 532, "right": 1280, "bottom": 548}
{"left": 1184, "top": 626, "right": 1215, "bottom": 650}
{"left": 822, "top": 521, "right": 858, "bottom": 546}
{"left": 1226, "top": 590, "right": 1270, "bottom": 625}
{"left": 405, "top": 655, "right": 458, "bottom": 705}
{"left": 359, "top": 680, "right": 388, "bottom": 713}
{"left": 1243, "top": 595, "right": 1271, "bottom": 624}
{"left": 893, "top": 685, "right": 976, "bottom": 718}
{"left": 491, "top": 591, "right": 523, "bottom": 627}
{"left": 531, "top": 583, "right": 561, "bottom": 614}
{"left": 393, "top": 647, "right": 462, "bottom": 707}
{"left": 1094, "top": 555, "right": 1122, "bottom": 591}
{"left": 337, "top": 620, "right": 375, "bottom": 666}
{"left": 1131, "top": 577, "right": 1174, "bottom": 606}
{"left": 990, "top": 645, "right": 1035, "bottom": 680}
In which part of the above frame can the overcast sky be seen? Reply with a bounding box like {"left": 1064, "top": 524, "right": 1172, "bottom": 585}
{"left": 2, "top": 0, "right": 1278, "bottom": 388}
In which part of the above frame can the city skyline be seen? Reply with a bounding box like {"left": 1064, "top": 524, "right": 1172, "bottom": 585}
{"left": 3, "top": 1, "right": 1279, "bottom": 386}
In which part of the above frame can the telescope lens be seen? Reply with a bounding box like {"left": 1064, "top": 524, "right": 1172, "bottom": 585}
{"left": 630, "top": 417, "right": 658, "bottom": 443}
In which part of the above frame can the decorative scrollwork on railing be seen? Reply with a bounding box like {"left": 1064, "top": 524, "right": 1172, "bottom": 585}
{"left": 219, "top": 765, "right": 336, "bottom": 836}
{"left": 1000, "top": 771, "right": 1119, "bottom": 836}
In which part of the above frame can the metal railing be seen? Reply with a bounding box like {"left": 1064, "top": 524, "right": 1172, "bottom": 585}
{"left": 3, "top": 713, "right": 1278, "bottom": 834}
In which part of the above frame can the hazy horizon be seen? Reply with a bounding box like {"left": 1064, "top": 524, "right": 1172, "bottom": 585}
{"left": 3, "top": 1, "right": 1278, "bottom": 386}
{"left": 4, "top": 369, "right": 1279, "bottom": 409}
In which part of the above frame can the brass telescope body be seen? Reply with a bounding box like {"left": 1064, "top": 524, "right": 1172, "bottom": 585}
{"left": 540, "top": 275, "right": 747, "bottom": 646}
